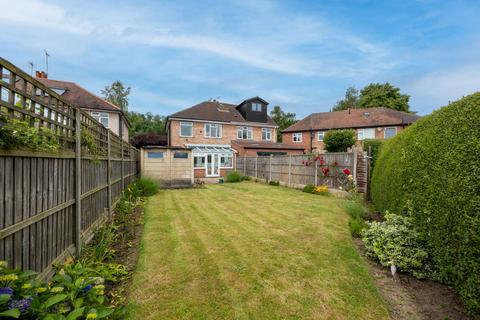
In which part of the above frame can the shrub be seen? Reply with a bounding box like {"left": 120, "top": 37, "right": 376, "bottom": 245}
{"left": 323, "top": 129, "right": 356, "bottom": 152}
{"left": 344, "top": 200, "right": 366, "bottom": 237}
{"left": 362, "top": 212, "right": 430, "bottom": 278}
{"left": 225, "top": 171, "right": 242, "bottom": 183}
{"left": 241, "top": 175, "right": 251, "bottom": 181}
{"left": 135, "top": 177, "right": 159, "bottom": 197}
{"left": 362, "top": 139, "right": 383, "bottom": 169}
{"left": 371, "top": 93, "right": 480, "bottom": 312}
{"left": 130, "top": 133, "right": 167, "bottom": 149}
{"left": 268, "top": 181, "right": 280, "bottom": 186}
{"left": 302, "top": 184, "right": 315, "bottom": 193}
{"left": 0, "top": 117, "right": 59, "bottom": 152}
{"left": 312, "top": 184, "right": 328, "bottom": 194}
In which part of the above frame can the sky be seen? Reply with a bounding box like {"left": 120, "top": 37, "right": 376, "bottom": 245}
{"left": 1, "top": 0, "right": 479, "bottom": 118}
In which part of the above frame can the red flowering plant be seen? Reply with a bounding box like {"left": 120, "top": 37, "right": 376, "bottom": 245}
{"left": 321, "top": 167, "right": 330, "bottom": 176}
{"left": 343, "top": 168, "right": 350, "bottom": 175}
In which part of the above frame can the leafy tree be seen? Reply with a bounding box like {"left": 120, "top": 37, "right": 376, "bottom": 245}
{"left": 127, "top": 111, "right": 166, "bottom": 137}
{"left": 323, "top": 130, "right": 356, "bottom": 152}
{"left": 102, "top": 81, "right": 131, "bottom": 112}
{"left": 332, "top": 86, "right": 359, "bottom": 111}
{"left": 270, "top": 105, "right": 297, "bottom": 142}
{"left": 359, "top": 82, "right": 410, "bottom": 112}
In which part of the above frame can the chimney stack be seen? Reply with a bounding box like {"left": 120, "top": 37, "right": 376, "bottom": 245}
{"left": 35, "top": 71, "right": 48, "bottom": 79}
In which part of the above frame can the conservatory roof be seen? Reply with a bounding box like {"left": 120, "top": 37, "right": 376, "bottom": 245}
{"left": 187, "top": 145, "right": 235, "bottom": 154}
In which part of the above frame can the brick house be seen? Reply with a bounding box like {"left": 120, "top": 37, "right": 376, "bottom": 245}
{"left": 282, "top": 107, "right": 420, "bottom": 153}
{"left": 35, "top": 71, "right": 130, "bottom": 141}
{"left": 167, "top": 97, "right": 303, "bottom": 180}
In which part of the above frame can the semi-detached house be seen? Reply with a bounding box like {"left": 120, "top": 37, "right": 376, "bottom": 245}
{"left": 166, "top": 97, "right": 304, "bottom": 181}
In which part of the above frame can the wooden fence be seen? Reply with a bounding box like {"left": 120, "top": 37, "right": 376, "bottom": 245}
{"left": 0, "top": 58, "right": 139, "bottom": 278}
{"left": 236, "top": 151, "right": 368, "bottom": 192}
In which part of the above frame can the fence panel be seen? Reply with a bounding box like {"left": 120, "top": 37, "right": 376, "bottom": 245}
{"left": 0, "top": 58, "right": 139, "bottom": 277}
{"left": 236, "top": 152, "right": 363, "bottom": 190}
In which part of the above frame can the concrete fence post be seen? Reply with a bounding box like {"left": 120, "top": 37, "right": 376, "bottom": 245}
{"left": 243, "top": 157, "right": 246, "bottom": 175}
{"left": 288, "top": 155, "right": 292, "bottom": 186}
{"left": 353, "top": 147, "right": 358, "bottom": 185}
{"left": 269, "top": 154, "right": 273, "bottom": 181}
{"left": 74, "top": 109, "right": 82, "bottom": 256}
{"left": 255, "top": 157, "right": 258, "bottom": 178}
{"left": 314, "top": 159, "right": 318, "bottom": 187}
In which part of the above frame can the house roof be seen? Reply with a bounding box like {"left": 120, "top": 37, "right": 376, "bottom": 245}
{"left": 36, "top": 78, "right": 121, "bottom": 112}
{"left": 283, "top": 107, "right": 420, "bottom": 133}
{"left": 169, "top": 100, "right": 277, "bottom": 126}
{"left": 231, "top": 140, "right": 305, "bottom": 150}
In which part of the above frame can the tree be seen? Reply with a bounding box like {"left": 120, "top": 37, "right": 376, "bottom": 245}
{"left": 332, "top": 86, "right": 359, "bottom": 111}
{"left": 102, "top": 81, "right": 131, "bottom": 112}
{"left": 127, "top": 111, "right": 166, "bottom": 137}
{"left": 323, "top": 130, "right": 356, "bottom": 152}
{"left": 270, "top": 105, "right": 297, "bottom": 142}
{"left": 359, "top": 83, "right": 410, "bottom": 112}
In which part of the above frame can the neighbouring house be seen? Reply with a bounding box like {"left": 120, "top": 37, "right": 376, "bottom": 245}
{"left": 35, "top": 71, "right": 130, "bottom": 141}
{"left": 282, "top": 107, "right": 421, "bottom": 153}
{"left": 167, "top": 96, "right": 303, "bottom": 181}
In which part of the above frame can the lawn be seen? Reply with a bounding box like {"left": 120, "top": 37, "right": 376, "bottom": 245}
{"left": 128, "top": 182, "right": 389, "bottom": 319}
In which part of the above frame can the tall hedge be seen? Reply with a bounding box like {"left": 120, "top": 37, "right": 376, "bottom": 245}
{"left": 371, "top": 93, "right": 480, "bottom": 312}
{"left": 323, "top": 129, "right": 356, "bottom": 152}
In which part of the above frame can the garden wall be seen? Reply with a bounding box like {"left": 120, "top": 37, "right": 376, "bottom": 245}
{"left": 0, "top": 58, "right": 139, "bottom": 278}
{"left": 236, "top": 150, "right": 368, "bottom": 192}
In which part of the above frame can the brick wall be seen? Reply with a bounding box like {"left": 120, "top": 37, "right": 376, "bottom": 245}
{"left": 170, "top": 120, "right": 277, "bottom": 146}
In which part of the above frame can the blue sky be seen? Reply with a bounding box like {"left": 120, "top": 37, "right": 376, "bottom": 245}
{"left": 1, "top": 0, "right": 479, "bottom": 118}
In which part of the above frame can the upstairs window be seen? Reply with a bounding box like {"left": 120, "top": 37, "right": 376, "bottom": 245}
{"left": 237, "top": 126, "right": 253, "bottom": 139}
{"left": 204, "top": 123, "right": 222, "bottom": 138}
{"left": 91, "top": 112, "right": 109, "bottom": 128}
{"left": 180, "top": 122, "right": 193, "bottom": 137}
{"left": 384, "top": 127, "right": 397, "bottom": 139}
{"left": 262, "top": 128, "right": 272, "bottom": 141}
{"left": 252, "top": 102, "right": 262, "bottom": 112}
{"left": 358, "top": 128, "right": 375, "bottom": 140}
{"left": 292, "top": 133, "right": 302, "bottom": 142}
{"left": 317, "top": 131, "right": 325, "bottom": 141}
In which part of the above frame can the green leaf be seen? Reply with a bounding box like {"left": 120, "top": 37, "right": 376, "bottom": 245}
{"left": 0, "top": 309, "right": 20, "bottom": 318}
{"left": 0, "top": 294, "right": 11, "bottom": 305}
{"left": 43, "top": 294, "right": 68, "bottom": 309}
{"left": 96, "top": 308, "right": 114, "bottom": 319}
{"left": 73, "top": 297, "right": 84, "bottom": 309}
{"left": 66, "top": 307, "right": 85, "bottom": 320}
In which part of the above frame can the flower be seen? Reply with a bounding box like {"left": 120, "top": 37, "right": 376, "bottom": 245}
{"left": 50, "top": 286, "right": 64, "bottom": 293}
{"left": 90, "top": 277, "right": 104, "bottom": 285}
{"left": 8, "top": 298, "right": 32, "bottom": 313}
{"left": 86, "top": 312, "right": 98, "bottom": 319}
{"left": 348, "top": 174, "right": 354, "bottom": 181}
{"left": 58, "top": 268, "right": 65, "bottom": 276}
{"left": 321, "top": 167, "right": 330, "bottom": 176}
{"left": 21, "top": 283, "right": 32, "bottom": 289}
{"left": 343, "top": 168, "right": 351, "bottom": 175}
{"left": 313, "top": 185, "right": 329, "bottom": 194}
{"left": 81, "top": 284, "right": 93, "bottom": 294}
{"left": 339, "top": 186, "right": 343, "bottom": 190}
{"left": 0, "top": 274, "right": 18, "bottom": 282}
{"left": 36, "top": 287, "right": 47, "bottom": 293}
{"left": 0, "top": 287, "right": 14, "bottom": 295}
{"left": 0, "top": 261, "right": 7, "bottom": 268}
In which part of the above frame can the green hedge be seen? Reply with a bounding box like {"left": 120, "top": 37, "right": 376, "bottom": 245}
{"left": 371, "top": 93, "right": 480, "bottom": 313}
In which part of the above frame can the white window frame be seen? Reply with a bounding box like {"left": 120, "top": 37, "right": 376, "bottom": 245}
{"left": 384, "top": 127, "right": 397, "bottom": 139}
{"left": 317, "top": 131, "right": 325, "bottom": 141}
{"left": 91, "top": 112, "right": 109, "bottom": 128}
{"left": 220, "top": 154, "right": 233, "bottom": 168}
{"left": 252, "top": 102, "right": 262, "bottom": 112}
{"left": 204, "top": 123, "right": 222, "bottom": 138}
{"left": 262, "top": 128, "right": 272, "bottom": 141}
{"left": 292, "top": 132, "right": 302, "bottom": 143}
{"left": 237, "top": 126, "right": 253, "bottom": 139}
{"left": 194, "top": 155, "right": 206, "bottom": 168}
{"left": 357, "top": 128, "right": 375, "bottom": 140}
{"left": 179, "top": 121, "right": 193, "bottom": 137}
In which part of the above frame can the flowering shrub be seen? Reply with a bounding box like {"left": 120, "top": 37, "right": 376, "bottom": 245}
{"left": 313, "top": 185, "right": 329, "bottom": 194}
{"left": 343, "top": 168, "right": 350, "bottom": 175}
{"left": 362, "top": 212, "right": 430, "bottom": 279}
{"left": 0, "top": 261, "right": 118, "bottom": 319}
{"left": 321, "top": 167, "right": 329, "bottom": 176}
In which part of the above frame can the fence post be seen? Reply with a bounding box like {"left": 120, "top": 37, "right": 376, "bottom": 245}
{"left": 107, "top": 131, "right": 112, "bottom": 217}
{"left": 314, "top": 159, "right": 318, "bottom": 187}
{"left": 255, "top": 157, "right": 258, "bottom": 178}
{"left": 243, "top": 157, "right": 246, "bottom": 175}
{"left": 74, "top": 109, "right": 82, "bottom": 256}
{"left": 353, "top": 147, "right": 358, "bottom": 185}
{"left": 121, "top": 139, "right": 124, "bottom": 190}
{"left": 288, "top": 155, "right": 292, "bottom": 186}
{"left": 269, "top": 154, "right": 272, "bottom": 181}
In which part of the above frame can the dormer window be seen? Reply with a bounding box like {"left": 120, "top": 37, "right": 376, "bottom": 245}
{"left": 252, "top": 102, "right": 262, "bottom": 112}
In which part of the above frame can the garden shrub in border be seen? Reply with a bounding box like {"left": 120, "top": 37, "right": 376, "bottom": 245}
{"left": 225, "top": 171, "right": 243, "bottom": 183}
{"left": 370, "top": 92, "right": 480, "bottom": 313}
{"left": 323, "top": 129, "right": 356, "bottom": 152}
